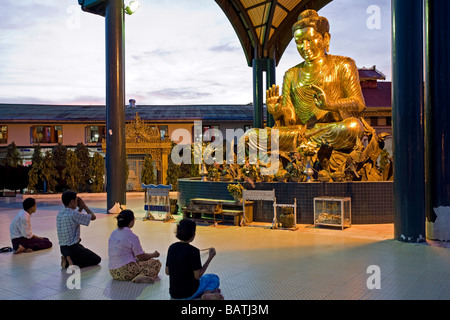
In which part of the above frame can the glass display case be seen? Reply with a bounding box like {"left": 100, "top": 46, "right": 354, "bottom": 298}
{"left": 314, "top": 197, "right": 351, "bottom": 229}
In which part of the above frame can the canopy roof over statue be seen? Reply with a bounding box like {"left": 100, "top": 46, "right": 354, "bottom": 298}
{"left": 215, "top": 0, "right": 332, "bottom": 66}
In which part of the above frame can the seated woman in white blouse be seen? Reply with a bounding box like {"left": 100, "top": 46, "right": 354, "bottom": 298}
{"left": 108, "top": 210, "right": 161, "bottom": 283}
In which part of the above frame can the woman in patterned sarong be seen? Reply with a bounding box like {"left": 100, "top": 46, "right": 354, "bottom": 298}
{"left": 108, "top": 210, "right": 161, "bottom": 283}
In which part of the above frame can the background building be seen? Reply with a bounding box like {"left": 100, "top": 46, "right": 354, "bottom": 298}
{"left": 0, "top": 67, "right": 391, "bottom": 189}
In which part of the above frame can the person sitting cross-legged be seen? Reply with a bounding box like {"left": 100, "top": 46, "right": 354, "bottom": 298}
{"left": 165, "top": 219, "right": 223, "bottom": 300}
{"left": 108, "top": 210, "right": 161, "bottom": 283}
{"left": 10, "top": 197, "right": 52, "bottom": 254}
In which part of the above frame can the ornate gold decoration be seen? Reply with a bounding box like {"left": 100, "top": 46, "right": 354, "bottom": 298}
{"left": 102, "top": 112, "right": 172, "bottom": 186}
{"left": 125, "top": 112, "right": 161, "bottom": 144}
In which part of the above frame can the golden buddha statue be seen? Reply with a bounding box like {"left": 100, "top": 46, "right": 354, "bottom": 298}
{"left": 264, "top": 9, "right": 366, "bottom": 153}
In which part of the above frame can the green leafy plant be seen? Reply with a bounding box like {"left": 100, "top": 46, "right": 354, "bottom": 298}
{"left": 62, "top": 150, "right": 82, "bottom": 191}
{"left": 91, "top": 152, "right": 105, "bottom": 193}
{"left": 52, "top": 143, "right": 68, "bottom": 191}
{"left": 141, "top": 156, "right": 156, "bottom": 185}
{"left": 1, "top": 142, "right": 22, "bottom": 167}
{"left": 27, "top": 145, "right": 43, "bottom": 193}
{"left": 227, "top": 183, "right": 244, "bottom": 200}
{"left": 40, "top": 151, "right": 58, "bottom": 193}
{"left": 75, "top": 143, "right": 91, "bottom": 192}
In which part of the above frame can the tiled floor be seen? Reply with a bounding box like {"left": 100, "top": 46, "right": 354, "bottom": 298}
{"left": 0, "top": 194, "right": 449, "bottom": 300}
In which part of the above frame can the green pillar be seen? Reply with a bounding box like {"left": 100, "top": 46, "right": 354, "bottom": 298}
{"left": 252, "top": 59, "right": 264, "bottom": 129}
{"left": 391, "top": 0, "right": 426, "bottom": 242}
{"left": 424, "top": 0, "right": 450, "bottom": 241}
{"left": 265, "top": 58, "right": 276, "bottom": 128}
{"left": 252, "top": 58, "right": 276, "bottom": 128}
{"left": 105, "top": 0, "right": 127, "bottom": 212}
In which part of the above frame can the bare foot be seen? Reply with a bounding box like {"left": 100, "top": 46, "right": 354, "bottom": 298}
{"left": 61, "top": 256, "right": 74, "bottom": 268}
{"left": 14, "top": 245, "right": 32, "bottom": 254}
{"left": 132, "top": 275, "right": 157, "bottom": 283}
{"left": 201, "top": 292, "right": 224, "bottom": 300}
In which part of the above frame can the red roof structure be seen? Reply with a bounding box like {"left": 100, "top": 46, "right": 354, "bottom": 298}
{"left": 362, "top": 82, "right": 391, "bottom": 108}
{"left": 358, "top": 66, "right": 391, "bottom": 108}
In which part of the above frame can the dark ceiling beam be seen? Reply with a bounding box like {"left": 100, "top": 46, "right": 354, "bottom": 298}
{"left": 215, "top": 0, "right": 333, "bottom": 66}
{"left": 262, "top": 0, "right": 277, "bottom": 58}
{"left": 246, "top": 0, "right": 272, "bottom": 11}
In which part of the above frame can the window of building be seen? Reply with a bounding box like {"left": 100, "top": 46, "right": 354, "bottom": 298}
{"left": 85, "top": 126, "right": 106, "bottom": 143}
{"left": 370, "top": 117, "right": 378, "bottom": 126}
{"left": 159, "top": 125, "right": 168, "bottom": 140}
{"left": 31, "top": 126, "right": 63, "bottom": 144}
{"left": 203, "top": 125, "right": 220, "bottom": 142}
{"left": 386, "top": 117, "right": 392, "bottom": 126}
{"left": 0, "top": 125, "right": 7, "bottom": 144}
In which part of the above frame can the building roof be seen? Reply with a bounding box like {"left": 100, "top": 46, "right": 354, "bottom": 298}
{"left": 0, "top": 80, "right": 391, "bottom": 124}
{"left": 362, "top": 82, "right": 391, "bottom": 108}
{"left": 358, "top": 66, "right": 386, "bottom": 81}
{"left": 0, "top": 104, "right": 256, "bottom": 123}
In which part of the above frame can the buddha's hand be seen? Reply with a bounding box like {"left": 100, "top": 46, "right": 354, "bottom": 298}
{"left": 310, "top": 84, "right": 330, "bottom": 110}
{"left": 266, "top": 84, "right": 282, "bottom": 114}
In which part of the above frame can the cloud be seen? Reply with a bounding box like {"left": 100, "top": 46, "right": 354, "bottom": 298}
{"left": 0, "top": 0, "right": 61, "bottom": 30}
{"left": 0, "top": 0, "right": 392, "bottom": 105}
{"left": 209, "top": 42, "right": 241, "bottom": 53}
{"left": 145, "top": 88, "right": 212, "bottom": 103}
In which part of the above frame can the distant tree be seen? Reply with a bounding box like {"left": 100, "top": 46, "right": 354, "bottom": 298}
{"left": 31, "top": 144, "right": 43, "bottom": 165}
{"left": 141, "top": 156, "right": 156, "bottom": 186}
{"left": 62, "top": 150, "right": 82, "bottom": 191}
{"left": 52, "top": 143, "right": 68, "bottom": 191}
{"left": 40, "top": 151, "right": 58, "bottom": 193}
{"left": 167, "top": 144, "right": 182, "bottom": 191}
{"left": 75, "top": 143, "right": 91, "bottom": 192}
{"left": 167, "top": 142, "right": 194, "bottom": 191}
{"left": 27, "top": 145, "right": 43, "bottom": 193}
{"left": 91, "top": 152, "right": 105, "bottom": 193}
{"left": 27, "top": 163, "right": 40, "bottom": 193}
{"left": 1, "top": 142, "right": 22, "bottom": 167}
{"left": 141, "top": 155, "right": 156, "bottom": 200}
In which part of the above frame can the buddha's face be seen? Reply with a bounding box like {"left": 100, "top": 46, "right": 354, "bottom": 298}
{"left": 294, "top": 27, "right": 329, "bottom": 62}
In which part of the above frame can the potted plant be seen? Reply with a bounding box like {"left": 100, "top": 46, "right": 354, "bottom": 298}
{"left": 279, "top": 207, "right": 295, "bottom": 228}
{"left": 227, "top": 183, "right": 244, "bottom": 202}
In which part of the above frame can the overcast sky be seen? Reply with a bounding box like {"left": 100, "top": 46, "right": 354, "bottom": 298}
{"left": 0, "top": 0, "right": 391, "bottom": 106}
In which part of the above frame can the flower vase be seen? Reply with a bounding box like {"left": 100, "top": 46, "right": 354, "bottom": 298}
{"left": 304, "top": 156, "right": 314, "bottom": 183}
{"left": 232, "top": 195, "right": 242, "bottom": 203}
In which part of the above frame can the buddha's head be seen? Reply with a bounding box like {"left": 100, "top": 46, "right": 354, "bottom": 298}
{"left": 293, "top": 10, "right": 331, "bottom": 62}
